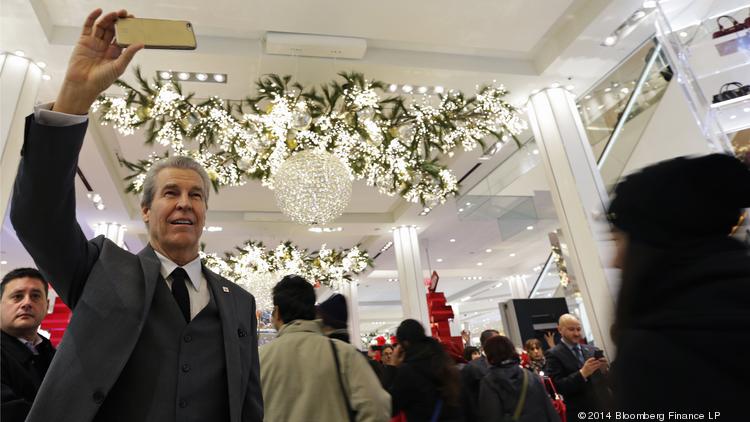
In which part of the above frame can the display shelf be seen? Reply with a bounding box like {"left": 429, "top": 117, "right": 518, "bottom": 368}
{"left": 655, "top": 2, "right": 750, "bottom": 152}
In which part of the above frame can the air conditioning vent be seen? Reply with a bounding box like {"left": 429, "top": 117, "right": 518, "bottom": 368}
{"left": 265, "top": 32, "right": 367, "bottom": 59}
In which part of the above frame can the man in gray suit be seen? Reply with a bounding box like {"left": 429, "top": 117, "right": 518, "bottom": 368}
{"left": 10, "top": 8, "right": 263, "bottom": 422}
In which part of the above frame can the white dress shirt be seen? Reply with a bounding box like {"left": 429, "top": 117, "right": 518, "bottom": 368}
{"left": 154, "top": 251, "right": 210, "bottom": 320}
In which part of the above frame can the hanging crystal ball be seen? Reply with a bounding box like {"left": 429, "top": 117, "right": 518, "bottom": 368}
{"left": 273, "top": 150, "right": 352, "bottom": 225}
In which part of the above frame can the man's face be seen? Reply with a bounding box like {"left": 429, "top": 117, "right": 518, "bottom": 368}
{"left": 142, "top": 168, "right": 206, "bottom": 259}
{"left": 559, "top": 319, "right": 583, "bottom": 344}
{"left": 382, "top": 347, "right": 393, "bottom": 364}
{"left": 1, "top": 277, "right": 48, "bottom": 337}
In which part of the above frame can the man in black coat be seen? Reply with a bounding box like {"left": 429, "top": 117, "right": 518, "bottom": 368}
{"left": 544, "top": 314, "right": 609, "bottom": 421}
{"left": 1, "top": 268, "right": 55, "bottom": 422}
{"left": 460, "top": 329, "right": 499, "bottom": 421}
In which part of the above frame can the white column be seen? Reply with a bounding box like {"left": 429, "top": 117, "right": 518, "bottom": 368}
{"left": 507, "top": 275, "right": 529, "bottom": 298}
{"left": 393, "top": 225, "right": 430, "bottom": 332}
{"left": 527, "top": 87, "right": 617, "bottom": 357}
{"left": 1, "top": 53, "right": 43, "bottom": 220}
{"left": 340, "top": 280, "right": 361, "bottom": 349}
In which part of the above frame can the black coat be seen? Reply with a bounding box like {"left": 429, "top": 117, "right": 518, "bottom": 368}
{"left": 614, "top": 237, "right": 750, "bottom": 419}
{"left": 387, "top": 342, "right": 463, "bottom": 421}
{"left": 1, "top": 331, "right": 56, "bottom": 422}
{"left": 459, "top": 356, "right": 490, "bottom": 421}
{"left": 544, "top": 342, "right": 609, "bottom": 418}
{"left": 479, "top": 364, "right": 560, "bottom": 422}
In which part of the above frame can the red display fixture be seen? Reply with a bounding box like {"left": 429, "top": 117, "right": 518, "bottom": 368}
{"left": 425, "top": 271, "right": 464, "bottom": 362}
{"left": 40, "top": 293, "right": 72, "bottom": 347}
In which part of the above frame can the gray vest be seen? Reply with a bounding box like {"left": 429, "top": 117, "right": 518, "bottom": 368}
{"left": 94, "top": 275, "right": 229, "bottom": 422}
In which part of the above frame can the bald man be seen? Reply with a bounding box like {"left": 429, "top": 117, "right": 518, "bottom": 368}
{"left": 544, "top": 314, "right": 610, "bottom": 420}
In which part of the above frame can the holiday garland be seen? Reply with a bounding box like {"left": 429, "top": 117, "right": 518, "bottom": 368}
{"left": 201, "top": 240, "right": 370, "bottom": 309}
{"left": 93, "top": 69, "right": 527, "bottom": 205}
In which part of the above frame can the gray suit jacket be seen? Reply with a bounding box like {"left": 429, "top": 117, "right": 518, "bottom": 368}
{"left": 10, "top": 115, "right": 263, "bottom": 422}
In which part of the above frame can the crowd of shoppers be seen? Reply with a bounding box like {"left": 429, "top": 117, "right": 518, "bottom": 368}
{"left": 2, "top": 6, "right": 749, "bottom": 422}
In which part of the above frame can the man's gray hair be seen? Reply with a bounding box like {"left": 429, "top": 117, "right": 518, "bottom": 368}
{"left": 140, "top": 156, "right": 211, "bottom": 209}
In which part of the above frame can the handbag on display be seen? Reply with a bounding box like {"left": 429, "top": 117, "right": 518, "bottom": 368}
{"left": 542, "top": 376, "right": 567, "bottom": 422}
{"left": 713, "top": 15, "right": 746, "bottom": 39}
{"left": 712, "top": 82, "right": 750, "bottom": 103}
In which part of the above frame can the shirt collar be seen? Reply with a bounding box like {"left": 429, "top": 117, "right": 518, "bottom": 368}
{"left": 16, "top": 335, "right": 43, "bottom": 347}
{"left": 561, "top": 338, "right": 580, "bottom": 351}
{"left": 154, "top": 250, "right": 203, "bottom": 291}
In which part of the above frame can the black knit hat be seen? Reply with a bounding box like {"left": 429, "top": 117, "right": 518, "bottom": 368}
{"left": 317, "top": 294, "right": 348, "bottom": 329}
{"left": 608, "top": 154, "right": 750, "bottom": 247}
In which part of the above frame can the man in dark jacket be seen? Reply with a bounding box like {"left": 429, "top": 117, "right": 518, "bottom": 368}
{"left": 1, "top": 268, "right": 55, "bottom": 422}
{"left": 460, "top": 329, "right": 498, "bottom": 421}
{"left": 545, "top": 314, "right": 609, "bottom": 421}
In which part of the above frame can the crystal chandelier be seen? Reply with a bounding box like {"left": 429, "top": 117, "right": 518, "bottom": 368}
{"left": 273, "top": 150, "right": 352, "bottom": 225}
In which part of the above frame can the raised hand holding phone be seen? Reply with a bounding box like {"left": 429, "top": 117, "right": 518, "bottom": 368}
{"left": 53, "top": 9, "right": 143, "bottom": 115}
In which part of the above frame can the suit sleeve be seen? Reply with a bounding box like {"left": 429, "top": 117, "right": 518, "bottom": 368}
{"left": 242, "top": 296, "right": 263, "bottom": 422}
{"left": 544, "top": 349, "right": 587, "bottom": 396}
{"left": 1, "top": 381, "right": 32, "bottom": 422}
{"left": 478, "top": 378, "right": 504, "bottom": 422}
{"left": 345, "top": 346, "right": 391, "bottom": 422}
{"left": 10, "top": 115, "right": 99, "bottom": 309}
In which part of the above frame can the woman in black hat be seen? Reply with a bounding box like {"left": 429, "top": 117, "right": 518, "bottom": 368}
{"left": 608, "top": 153, "right": 750, "bottom": 416}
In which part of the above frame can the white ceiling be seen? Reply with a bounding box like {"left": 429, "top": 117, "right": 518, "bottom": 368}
{"left": 1, "top": 0, "right": 657, "bottom": 334}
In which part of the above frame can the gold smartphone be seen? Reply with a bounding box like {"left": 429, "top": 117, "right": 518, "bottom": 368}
{"left": 115, "top": 18, "right": 197, "bottom": 50}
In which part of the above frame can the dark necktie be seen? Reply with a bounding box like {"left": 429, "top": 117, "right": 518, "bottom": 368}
{"left": 573, "top": 344, "right": 585, "bottom": 366}
{"left": 171, "top": 268, "right": 191, "bottom": 322}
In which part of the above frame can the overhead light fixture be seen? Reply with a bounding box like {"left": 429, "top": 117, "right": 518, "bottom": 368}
{"left": 476, "top": 262, "right": 483, "bottom": 266}
{"left": 584, "top": 95, "right": 592, "bottom": 100}
{"left": 602, "top": 5, "right": 655, "bottom": 47}
{"left": 532, "top": 149, "right": 539, "bottom": 155}
{"left": 495, "top": 282, "right": 503, "bottom": 288}
{"left": 565, "top": 85, "right": 575, "bottom": 91}
{"left": 417, "top": 86, "right": 428, "bottom": 94}
{"left": 13, "top": 50, "right": 25, "bottom": 57}
{"left": 379, "top": 241, "right": 394, "bottom": 253}
{"left": 433, "top": 86, "right": 444, "bottom": 94}
{"left": 449, "top": 238, "right": 456, "bottom": 243}
{"left": 42, "top": 74, "right": 51, "bottom": 81}
{"left": 604, "top": 87, "right": 612, "bottom": 93}
{"left": 156, "top": 70, "right": 228, "bottom": 84}
{"left": 458, "top": 208, "right": 464, "bottom": 213}
{"left": 204, "top": 226, "right": 224, "bottom": 232}
{"left": 509, "top": 253, "right": 516, "bottom": 257}
{"left": 401, "top": 85, "right": 413, "bottom": 93}
{"left": 436, "top": 258, "right": 443, "bottom": 263}
{"left": 526, "top": 225, "right": 534, "bottom": 230}
{"left": 485, "top": 248, "right": 492, "bottom": 253}
{"left": 642, "top": 1, "right": 657, "bottom": 9}
{"left": 388, "top": 84, "right": 398, "bottom": 92}
{"left": 620, "top": 87, "right": 630, "bottom": 94}
{"left": 0, "top": 260, "right": 6, "bottom": 265}
{"left": 387, "top": 278, "right": 398, "bottom": 282}
{"left": 419, "top": 207, "right": 432, "bottom": 216}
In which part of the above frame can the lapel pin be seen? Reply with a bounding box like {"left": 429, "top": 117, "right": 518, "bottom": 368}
{"left": 222, "top": 286, "right": 230, "bottom": 293}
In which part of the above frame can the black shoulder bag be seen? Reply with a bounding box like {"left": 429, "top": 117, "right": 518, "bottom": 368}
{"left": 329, "top": 339, "right": 357, "bottom": 422}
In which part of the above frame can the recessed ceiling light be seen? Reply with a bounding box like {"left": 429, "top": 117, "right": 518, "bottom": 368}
{"left": 402, "top": 85, "right": 413, "bottom": 93}
{"left": 532, "top": 149, "right": 539, "bottom": 155}
{"left": 620, "top": 87, "right": 630, "bottom": 94}
{"left": 584, "top": 95, "right": 592, "bottom": 100}
{"left": 679, "top": 31, "right": 688, "bottom": 38}
{"left": 160, "top": 71, "right": 172, "bottom": 79}
{"left": 604, "top": 87, "right": 612, "bottom": 93}
{"left": 417, "top": 86, "right": 428, "bottom": 94}
{"left": 213, "top": 73, "right": 225, "bottom": 83}
{"left": 178, "top": 72, "right": 190, "bottom": 80}
{"left": 95, "top": 203, "right": 106, "bottom": 211}
{"left": 433, "top": 86, "right": 444, "bottom": 94}
{"left": 526, "top": 225, "right": 534, "bottom": 230}
{"left": 458, "top": 208, "right": 464, "bottom": 212}
{"left": 603, "top": 35, "right": 618, "bottom": 46}
{"left": 436, "top": 258, "right": 443, "bottom": 263}
{"left": 449, "top": 238, "right": 456, "bottom": 243}
{"left": 642, "top": 0, "right": 657, "bottom": 8}
{"left": 388, "top": 84, "right": 398, "bottom": 92}
{"left": 204, "top": 226, "right": 223, "bottom": 232}
{"left": 476, "top": 262, "right": 483, "bottom": 266}
{"left": 36, "top": 61, "right": 47, "bottom": 69}
{"left": 485, "top": 248, "right": 492, "bottom": 253}
{"left": 465, "top": 202, "right": 471, "bottom": 206}
{"left": 730, "top": 115, "right": 737, "bottom": 119}
{"left": 42, "top": 74, "right": 51, "bottom": 81}
{"left": 14, "top": 50, "right": 25, "bottom": 57}
{"left": 0, "top": 260, "right": 7, "bottom": 265}
{"left": 495, "top": 282, "right": 503, "bottom": 288}
{"left": 565, "top": 85, "right": 575, "bottom": 91}
{"left": 743, "top": 107, "right": 750, "bottom": 113}
{"left": 509, "top": 253, "right": 516, "bottom": 257}
{"left": 195, "top": 73, "right": 208, "bottom": 81}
